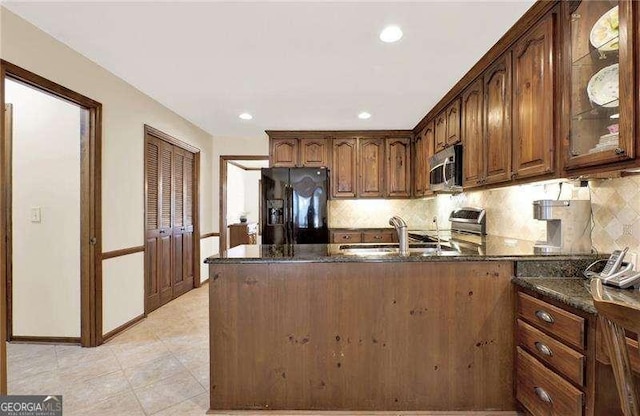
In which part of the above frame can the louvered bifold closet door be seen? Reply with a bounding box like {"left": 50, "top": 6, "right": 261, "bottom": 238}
{"left": 145, "top": 136, "right": 162, "bottom": 312}
{"left": 182, "top": 151, "right": 195, "bottom": 294}
{"left": 172, "top": 148, "right": 194, "bottom": 297}
{"left": 157, "top": 141, "right": 174, "bottom": 307}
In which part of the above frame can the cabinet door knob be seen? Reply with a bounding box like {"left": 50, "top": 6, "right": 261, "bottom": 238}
{"left": 534, "top": 387, "right": 553, "bottom": 404}
{"left": 534, "top": 341, "right": 553, "bottom": 357}
{"left": 535, "top": 310, "right": 554, "bottom": 324}
{"left": 615, "top": 148, "right": 626, "bottom": 155}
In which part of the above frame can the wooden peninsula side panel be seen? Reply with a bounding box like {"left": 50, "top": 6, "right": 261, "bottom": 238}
{"left": 209, "top": 261, "right": 515, "bottom": 411}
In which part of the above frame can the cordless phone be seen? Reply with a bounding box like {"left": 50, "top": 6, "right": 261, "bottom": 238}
{"left": 584, "top": 247, "right": 640, "bottom": 289}
{"left": 601, "top": 247, "right": 628, "bottom": 277}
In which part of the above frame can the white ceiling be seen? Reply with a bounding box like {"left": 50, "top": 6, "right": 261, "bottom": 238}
{"left": 4, "top": 1, "right": 536, "bottom": 138}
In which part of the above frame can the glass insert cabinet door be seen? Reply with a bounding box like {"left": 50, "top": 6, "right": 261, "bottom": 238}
{"left": 565, "top": 0, "right": 635, "bottom": 170}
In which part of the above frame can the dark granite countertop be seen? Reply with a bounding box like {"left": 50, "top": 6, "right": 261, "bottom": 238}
{"left": 205, "top": 237, "right": 602, "bottom": 265}
{"left": 512, "top": 276, "right": 640, "bottom": 315}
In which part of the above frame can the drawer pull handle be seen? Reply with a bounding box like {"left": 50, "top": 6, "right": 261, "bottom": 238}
{"left": 535, "top": 310, "right": 554, "bottom": 324}
{"left": 374, "top": 235, "right": 382, "bottom": 239}
{"left": 343, "top": 235, "right": 351, "bottom": 239}
{"left": 534, "top": 341, "right": 553, "bottom": 357}
{"left": 534, "top": 387, "right": 553, "bottom": 404}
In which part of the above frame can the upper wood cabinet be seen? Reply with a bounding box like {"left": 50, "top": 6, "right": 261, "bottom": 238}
{"left": 413, "top": 132, "right": 425, "bottom": 196}
{"left": 270, "top": 138, "right": 299, "bottom": 167}
{"left": 434, "top": 112, "right": 447, "bottom": 151}
{"left": 359, "top": 138, "right": 385, "bottom": 198}
{"left": 386, "top": 137, "right": 412, "bottom": 198}
{"left": 462, "top": 79, "right": 485, "bottom": 188}
{"left": 331, "top": 138, "right": 358, "bottom": 198}
{"left": 414, "top": 122, "right": 435, "bottom": 196}
{"left": 484, "top": 52, "right": 513, "bottom": 185}
{"left": 446, "top": 99, "right": 462, "bottom": 146}
{"left": 299, "top": 138, "right": 329, "bottom": 167}
{"left": 269, "top": 135, "right": 330, "bottom": 168}
{"left": 423, "top": 123, "right": 435, "bottom": 195}
{"left": 563, "top": 0, "right": 636, "bottom": 173}
{"left": 512, "top": 12, "right": 556, "bottom": 179}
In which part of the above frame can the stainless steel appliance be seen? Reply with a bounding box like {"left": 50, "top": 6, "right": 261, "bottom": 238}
{"left": 261, "top": 167, "right": 329, "bottom": 245}
{"left": 429, "top": 144, "right": 463, "bottom": 193}
{"left": 533, "top": 200, "right": 592, "bottom": 254}
{"left": 408, "top": 207, "right": 486, "bottom": 254}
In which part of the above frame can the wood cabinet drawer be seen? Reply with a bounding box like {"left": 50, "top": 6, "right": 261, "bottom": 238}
{"left": 331, "top": 231, "right": 362, "bottom": 243}
{"left": 362, "top": 231, "right": 394, "bottom": 243}
{"left": 516, "top": 347, "right": 584, "bottom": 416}
{"left": 517, "top": 319, "right": 585, "bottom": 386}
{"left": 518, "top": 292, "right": 585, "bottom": 349}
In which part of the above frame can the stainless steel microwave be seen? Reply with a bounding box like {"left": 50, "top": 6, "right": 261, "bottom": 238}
{"left": 429, "top": 144, "right": 463, "bottom": 193}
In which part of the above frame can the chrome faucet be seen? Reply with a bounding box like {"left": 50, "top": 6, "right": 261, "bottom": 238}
{"left": 433, "top": 216, "right": 442, "bottom": 254}
{"left": 389, "top": 216, "right": 409, "bottom": 256}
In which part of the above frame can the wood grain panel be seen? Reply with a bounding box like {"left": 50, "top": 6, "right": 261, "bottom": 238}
{"left": 209, "top": 261, "right": 515, "bottom": 411}
{"left": 483, "top": 52, "right": 512, "bottom": 185}
{"left": 330, "top": 231, "right": 362, "bottom": 243}
{"left": 516, "top": 347, "right": 583, "bottom": 416}
{"left": 512, "top": 12, "right": 555, "bottom": 179}
{"left": 300, "top": 138, "right": 329, "bottom": 167}
{"left": 361, "top": 231, "right": 394, "bottom": 243}
{"left": 385, "top": 137, "right": 411, "bottom": 198}
{"left": 434, "top": 112, "right": 447, "bottom": 151}
{"left": 518, "top": 292, "right": 585, "bottom": 350}
{"left": 445, "top": 98, "right": 461, "bottom": 146}
{"left": 359, "top": 138, "right": 384, "bottom": 198}
{"left": 271, "top": 138, "right": 298, "bottom": 167}
{"left": 331, "top": 138, "right": 357, "bottom": 198}
{"left": 462, "top": 79, "right": 484, "bottom": 188}
{"left": 517, "top": 319, "right": 585, "bottom": 386}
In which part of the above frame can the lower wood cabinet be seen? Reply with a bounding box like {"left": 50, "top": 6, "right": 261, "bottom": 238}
{"left": 516, "top": 347, "right": 584, "bottom": 416}
{"left": 514, "top": 286, "right": 640, "bottom": 416}
{"left": 228, "top": 223, "right": 257, "bottom": 249}
{"left": 330, "top": 229, "right": 396, "bottom": 244}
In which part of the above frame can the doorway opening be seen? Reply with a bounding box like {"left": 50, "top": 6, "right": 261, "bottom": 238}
{"left": 144, "top": 126, "right": 201, "bottom": 314}
{"left": 1, "top": 61, "right": 102, "bottom": 393}
{"left": 219, "top": 156, "right": 269, "bottom": 252}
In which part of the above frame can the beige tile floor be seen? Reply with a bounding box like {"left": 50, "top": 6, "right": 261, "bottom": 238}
{"left": 7, "top": 283, "right": 520, "bottom": 416}
{"left": 7, "top": 283, "right": 210, "bottom": 416}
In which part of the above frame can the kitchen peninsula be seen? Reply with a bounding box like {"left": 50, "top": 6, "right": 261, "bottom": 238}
{"left": 205, "top": 242, "right": 599, "bottom": 411}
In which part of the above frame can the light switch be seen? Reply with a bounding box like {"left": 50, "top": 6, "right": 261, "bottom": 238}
{"left": 30, "top": 207, "right": 41, "bottom": 223}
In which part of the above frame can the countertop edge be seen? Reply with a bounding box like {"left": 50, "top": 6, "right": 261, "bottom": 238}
{"left": 511, "top": 276, "right": 597, "bottom": 315}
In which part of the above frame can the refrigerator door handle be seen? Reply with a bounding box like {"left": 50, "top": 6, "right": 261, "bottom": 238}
{"left": 286, "top": 185, "right": 294, "bottom": 244}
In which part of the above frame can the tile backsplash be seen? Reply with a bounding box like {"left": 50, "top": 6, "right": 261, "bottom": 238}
{"left": 328, "top": 175, "right": 640, "bottom": 255}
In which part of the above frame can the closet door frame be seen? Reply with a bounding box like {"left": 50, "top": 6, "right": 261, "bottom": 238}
{"left": 143, "top": 125, "right": 200, "bottom": 315}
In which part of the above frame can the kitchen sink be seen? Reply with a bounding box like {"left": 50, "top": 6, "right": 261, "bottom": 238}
{"left": 338, "top": 243, "right": 459, "bottom": 256}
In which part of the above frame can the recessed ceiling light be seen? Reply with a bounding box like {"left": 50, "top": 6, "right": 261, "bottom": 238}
{"left": 379, "top": 25, "right": 403, "bottom": 43}
{"left": 358, "top": 112, "right": 372, "bottom": 120}
{"left": 238, "top": 112, "right": 253, "bottom": 120}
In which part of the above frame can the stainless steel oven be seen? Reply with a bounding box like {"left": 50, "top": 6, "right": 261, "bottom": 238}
{"left": 429, "top": 144, "right": 462, "bottom": 192}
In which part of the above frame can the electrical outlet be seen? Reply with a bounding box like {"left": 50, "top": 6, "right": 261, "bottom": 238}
{"left": 30, "top": 207, "right": 41, "bottom": 223}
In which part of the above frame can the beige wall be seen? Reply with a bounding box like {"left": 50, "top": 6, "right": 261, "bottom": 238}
{"left": 7, "top": 79, "right": 81, "bottom": 338}
{"left": 1, "top": 7, "right": 215, "bottom": 335}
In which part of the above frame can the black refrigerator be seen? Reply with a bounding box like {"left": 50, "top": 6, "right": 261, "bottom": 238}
{"left": 261, "top": 167, "right": 329, "bottom": 245}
